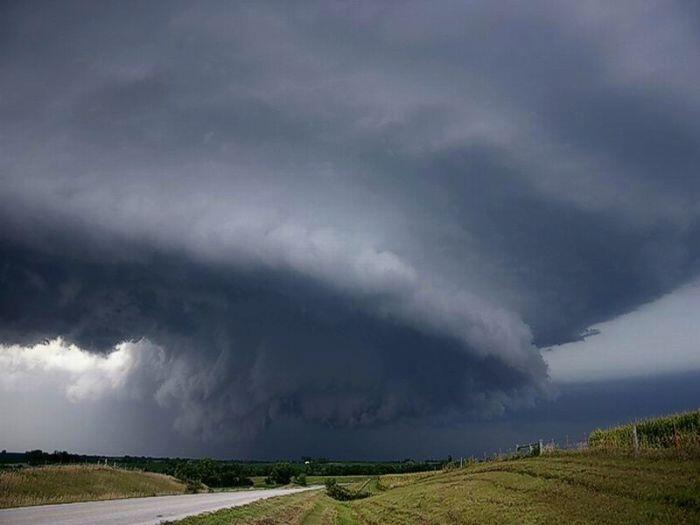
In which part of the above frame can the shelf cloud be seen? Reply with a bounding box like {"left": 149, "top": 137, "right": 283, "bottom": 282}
{"left": 1, "top": 0, "right": 700, "bottom": 453}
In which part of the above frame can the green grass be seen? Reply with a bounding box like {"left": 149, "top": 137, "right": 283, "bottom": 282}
{"left": 0, "top": 464, "right": 186, "bottom": 508}
{"left": 589, "top": 409, "right": 700, "bottom": 452}
{"left": 167, "top": 452, "right": 700, "bottom": 524}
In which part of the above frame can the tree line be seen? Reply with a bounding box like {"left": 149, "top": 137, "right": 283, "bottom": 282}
{"left": 8, "top": 450, "right": 446, "bottom": 488}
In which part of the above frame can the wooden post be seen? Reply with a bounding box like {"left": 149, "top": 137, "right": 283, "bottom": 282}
{"left": 538, "top": 439, "right": 543, "bottom": 456}
{"left": 632, "top": 424, "right": 639, "bottom": 456}
{"left": 674, "top": 423, "right": 680, "bottom": 450}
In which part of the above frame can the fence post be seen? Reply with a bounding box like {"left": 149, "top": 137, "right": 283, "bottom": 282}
{"left": 632, "top": 424, "right": 639, "bottom": 456}
{"left": 673, "top": 423, "right": 680, "bottom": 450}
{"left": 538, "top": 439, "right": 543, "bottom": 456}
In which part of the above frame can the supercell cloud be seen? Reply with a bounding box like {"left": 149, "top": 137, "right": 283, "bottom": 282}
{"left": 1, "top": 1, "right": 700, "bottom": 453}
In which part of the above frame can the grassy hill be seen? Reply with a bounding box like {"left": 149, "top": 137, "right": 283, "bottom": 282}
{"left": 168, "top": 453, "right": 700, "bottom": 524}
{"left": 0, "top": 464, "right": 186, "bottom": 508}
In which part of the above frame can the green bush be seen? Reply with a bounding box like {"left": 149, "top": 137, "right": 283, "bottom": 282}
{"left": 184, "top": 479, "right": 204, "bottom": 493}
{"left": 324, "top": 478, "right": 370, "bottom": 501}
{"left": 293, "top": 472, "right": 307, "bottom": 486}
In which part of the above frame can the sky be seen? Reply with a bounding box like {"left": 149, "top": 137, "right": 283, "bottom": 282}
{"left": 1, "top": 0, "right": 699, "bottom": 460}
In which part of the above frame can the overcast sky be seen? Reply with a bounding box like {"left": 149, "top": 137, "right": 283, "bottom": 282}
{"left": 1, "top": 0, "right": 699, "bottom": 459}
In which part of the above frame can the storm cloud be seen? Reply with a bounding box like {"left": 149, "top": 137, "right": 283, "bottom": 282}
{"left": 2, "top": 1, "right": 700, "bottom": 453}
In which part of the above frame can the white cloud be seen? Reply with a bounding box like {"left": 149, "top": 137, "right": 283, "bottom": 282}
{"left": 544, "top": 281, "right": 700, "bottom": 383}
{"left": 0, "top": 338, "right": 166, "bottom": 402}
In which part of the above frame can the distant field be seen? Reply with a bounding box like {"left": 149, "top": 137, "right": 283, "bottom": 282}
{"left": 0, "top": 465, "right": 186, "bottom": 509}
{"left": 168, "top": 453, "right": 700, "bottom": 524}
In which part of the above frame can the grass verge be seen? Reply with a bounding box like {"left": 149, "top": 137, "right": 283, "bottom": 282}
{"left": 0, "top": 464, "right": 186, "bottom": 508}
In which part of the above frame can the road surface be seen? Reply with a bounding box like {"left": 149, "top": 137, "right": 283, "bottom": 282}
{"left": 0, "top": 486, "right": 318, "bottom": 525}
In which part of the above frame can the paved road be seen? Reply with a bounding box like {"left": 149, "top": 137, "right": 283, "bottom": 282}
{"left": 0, "top": 486, "right": 319, "bottom": 525}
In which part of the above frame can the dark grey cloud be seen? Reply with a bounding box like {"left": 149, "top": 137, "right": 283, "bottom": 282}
{"left": 0, "top": 241, "right": 543, "bottom": 441}
{"left": 1, "top": 0, "right": 700, "bottom": 453}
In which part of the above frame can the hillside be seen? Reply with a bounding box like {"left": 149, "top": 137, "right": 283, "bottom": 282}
{"left": 0, "top": 464, "right": 186, "bottom": 509}
{"left": 169, "top": 453, "right": 700, "bottom": 524}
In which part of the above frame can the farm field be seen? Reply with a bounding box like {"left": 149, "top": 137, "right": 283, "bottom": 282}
{"left": 168, "top": 453, "right": 700, "bottom": 525}
{"left": 0, "top": 464, "right": 186, "bottom": 509}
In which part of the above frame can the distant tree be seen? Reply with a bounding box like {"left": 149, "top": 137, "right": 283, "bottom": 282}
{"left": 196, "top": 458, "right": 221, "bottom": 486}
{"left": 51, "top": 450, "right": 72, "bottom": 464}
{"left": 266, "top": 462, "right": 294, "bottom": 485}
{"left": 26, "top": 450, "right": 47, "bottom": 466}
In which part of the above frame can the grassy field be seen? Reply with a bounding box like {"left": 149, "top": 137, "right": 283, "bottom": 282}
{"left": 0, "top": 464, "right": 186, "bottom": 508}
{"left": 167, "top": 452, "right": 700, "bottom": 524}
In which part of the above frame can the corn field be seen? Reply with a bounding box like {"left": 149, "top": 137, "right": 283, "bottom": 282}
{"left": 589, "top": 410, "right": 700, "bottom": 452}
